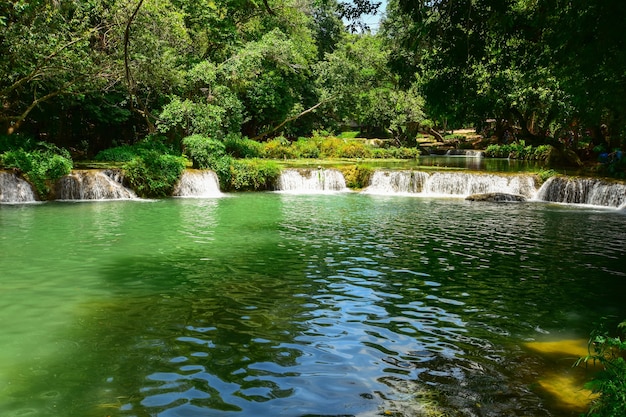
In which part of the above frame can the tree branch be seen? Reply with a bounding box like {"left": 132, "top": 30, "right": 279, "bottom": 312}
{"left": 252, "top": 99, "right": 332, "bottom": 141}
{"left": 124, "top": 0, "right": 155, "bottom": 132}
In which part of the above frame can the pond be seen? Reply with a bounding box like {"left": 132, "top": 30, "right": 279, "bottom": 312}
{"left": 1, "top": 193, "right": 625, "bottom": 416}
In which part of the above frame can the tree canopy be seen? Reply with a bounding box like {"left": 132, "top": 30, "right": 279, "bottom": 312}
{"left": 1, "top": 0, "right": 624, "bottom": 156}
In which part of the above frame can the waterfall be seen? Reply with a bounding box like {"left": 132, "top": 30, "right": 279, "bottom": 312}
{"left": 0, "top": 171, "right": 37, "bottom": 203}
{"left": 363, "top": 170, "right": 429, "bottom": 194}
{"left": 536, "top": 176, "right": 626, "bottom": 208}
{"left": 445, "top": 149, "right": 484, "bottom": 157}
{"left": 365, "top": 170, "right": 537, "bottom": 198}
{"left": 173, "top": 170, "right": 222, "bottom": 198}
{"left": 55, "top": 170, "right": 136, "bottom": 200}
{"left": 276, "top": 168, "right": 348, "bottom": 193}
{"left": 423, "top": 172, "right": 537, "bottom": 198}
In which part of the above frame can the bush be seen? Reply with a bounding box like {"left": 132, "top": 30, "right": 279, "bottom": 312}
{"left": 1, "top": 143, "right": 73, "bottom": 199}
{"left": 0, "top": 134, "right": 34, "bottom": 153}
{"left": 485, "top": 142, "right": 554, "bottom": 161}
{"left": 94, "top": 145, "right": 137, "bottom": 162}
{"left": 262, "top": 136, "right": 298, "bottom": 159}
{"left": 293, "top": 138, "right": 321, "bottom": 158}
{"left": 576, "top": 320, "right": 626, "bottom": 417}
{"left": 124, "top": 152, "right": 187, "bottom": 197}
{"left": 319, "top": 136, "right": 343, "bottom": 157}
{"left": 228, "top": 158, "right": 281, "bottom": 191}
{"left": 224, "top": 135, "right": 263, "bottom": 158}
{"left": 340, "top": 165, "right": 373, "bottom": 189}
{"left": 182, "top": 134, "right": 226, "bottom": 169}
{"left": 336, "top": 141, "right": 371, "bottom": 158}
{"left": 95, "top": 135, "right": 178, "bottom": 162}
{"left": 371, "top": 147, "right": 420, "bottom": 159}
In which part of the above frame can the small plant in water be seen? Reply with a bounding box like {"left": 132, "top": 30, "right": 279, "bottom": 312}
{"left": 576, "top": 319, "right": 626, "bottom": 417}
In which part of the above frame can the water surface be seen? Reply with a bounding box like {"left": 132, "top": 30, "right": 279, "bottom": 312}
{"left": 1, "top": 194, "right": 625, "bottom": 416}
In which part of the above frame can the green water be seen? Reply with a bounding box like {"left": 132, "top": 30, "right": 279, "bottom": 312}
{"left": 1, "top": 194, "right": 625, "bottom": 417}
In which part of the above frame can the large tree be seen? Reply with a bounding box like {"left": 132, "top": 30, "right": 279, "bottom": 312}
{"left": 383, "top": 0, "right": 626, "bottom": 146}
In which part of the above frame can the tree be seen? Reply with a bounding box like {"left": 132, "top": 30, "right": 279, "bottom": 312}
{"left": 315, "top": 34, "right": 425, "bottom": 142}
{"left": 0, "top": 1, "right": 114, "bottom": 136}
{"left": 384, "top": 0, "right": 626, "bottom": 147}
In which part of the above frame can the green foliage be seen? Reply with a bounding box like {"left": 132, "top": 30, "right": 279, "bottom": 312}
{"left": 228, "top": 159, "right": 281, "bottom": 191}
{"left": 340, "top": 165, "right": 373, "bottom": 189}
{"left": 576, "top": 320, "right": 626, "bottom": 417}
{"left": 262, "top": 136, "right": 299, "bottom": 159}
{"left": 0, "top": 143, "right": 73, "bottom": 199}
{"left": 259, "top": 134, "right": 419, "bottom": 160}
{"left": 197, "top": 151, "right": 280, "bottom": 192}
{"left": 484, "top": 142, "right": 554, "bottom": 161}
{"left": 293, "top": 138, "right": 321, "bottom": 158}
{"left": 0, "top": 134, "right": 34, "bottom": 153}
{"left": 182, "top": 134, "right": 226, "bottom": 169}
{"left": 94, "top": 145, "right": 138, "bottom": 163}
{"left": 224, "top": 135, "right": 263, "bottom": 158}
{"left": 95, "top": 136, "right": 177, "bottom": 162}
{"left": 123, "top": 152, "right": 187, "bottom": 198}
{"left": 335, "top": 141, "right": 371, "bottom": 158}
{"left": 371, "top": 147, "right": 420, "bottom": 159}
{"left": 337, "top": 131, "right": 360, "bottom": 139}
{"left": 536, "top": 169, "right": 558, "bottom": 184}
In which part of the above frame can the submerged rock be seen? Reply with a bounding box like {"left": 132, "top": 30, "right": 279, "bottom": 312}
{"left": 466, "top": 192, "right": 527, "bottom": 202}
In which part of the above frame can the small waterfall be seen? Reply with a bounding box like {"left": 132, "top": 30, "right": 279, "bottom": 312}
{"left": 445, "top": 149, "right": 484, "bottom": 157}
{"left": 173, "top": 170, "right": 222, "bottom": 198}
{"left": 0, "top": 171, "right": 37, "bottom": 203}
{"left": 536, "top": 176, "right": 626, "bottom": 208}
{"left": 363, "top": 170, "right": 429, "bottom": 194}
{"left": 365, "top": 170, "right": 537, "bottom": 198}
{"left": 276, "top": 168, "right": 348, "bottom": 192}
{"left": 424, "top": 172, "right": 537, "bottom": 198}
{"left": 55, "top": 170, "right": 136, "bottom": 200}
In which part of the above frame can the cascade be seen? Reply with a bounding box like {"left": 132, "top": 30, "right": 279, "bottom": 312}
{"left": 0, "top": 171, "right": 37, "bottom": 203}
{"left": 55, "top": 170, "right": 136, "bottom": 200}
{"left": 276, "top": 168, "right": 348, "bottom": 193}
{"left": 423, "top": 172, "right": 537, "bottom": 198}
{"left": 173, "top": 170, "right": 222, "bottom": 198}
{"left": 445, "top": 149, "right": 484, "bottom": 157}
{"left": 536, "top": 176, "right": 626, "bottom": 208}
{"left": 365, "top": 170, "right": 537, "bottom": 198}
{"left": 363, "top": 170, "right": 429, "bottom": 194}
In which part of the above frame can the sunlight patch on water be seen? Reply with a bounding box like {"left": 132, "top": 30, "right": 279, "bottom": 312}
{"left": 525, "top": 338, "right": 599, "bottom": 413}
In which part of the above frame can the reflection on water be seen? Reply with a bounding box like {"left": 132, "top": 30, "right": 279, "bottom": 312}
{"left": 1, "top": 195, "right": 625, "bottom": 416}
{"left": 368, "top": 155, "right": 546, "bottom": 173}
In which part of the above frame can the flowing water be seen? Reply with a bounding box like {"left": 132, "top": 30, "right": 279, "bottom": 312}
{"left": 1, "top": 193, "right": 626, "bottom": 417}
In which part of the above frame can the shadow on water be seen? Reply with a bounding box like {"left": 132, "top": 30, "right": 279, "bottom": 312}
{"left": 2, "top": 195, "right": 626, "bottom": 417}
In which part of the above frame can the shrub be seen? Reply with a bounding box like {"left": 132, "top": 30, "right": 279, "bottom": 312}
{"left": 340, "top": 165, "right": 373, "bottom": 189}
{"left": 336, "top": 141, "right": 371, "bottom": 158}
{"left": 0, "top": 134, "right": 34, "bottom": 153}
{"left": 94, "top": 145, "right": 137, "bottom": 162}
{"left": 95, "top": 135, "right": 177, "bottom": 162}
{"left": 319, "top": 136, "right": 343, "bottom": 157}
{"left": 224, "top": 135, "right": 263, "bottom": 158}
{"left": 1, "top": 143, "right": 73, "bottom": 199}
{"left": 124, "top": 152, "right": 187, "bottom": 197}
{"left": 576, "top": 320, "right": 626, "bottom": 417}
{"left": 293, "top": 138, "right": 321, "bottom": 158}
{"left": 182, "top": 134, "right": 226, "bottom": 169}
{"left": 228, "top": 158, "right": 281, "bottom": 191}
{"left": 371, "top": 147, "right": 420, "bottom": 159}
{"left": 262, "top": 136, "right": 298, "bottom": 159}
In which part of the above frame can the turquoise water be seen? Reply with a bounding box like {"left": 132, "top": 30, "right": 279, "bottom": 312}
{"left": 1, "top": 194, "right": 625, "bottom": 416}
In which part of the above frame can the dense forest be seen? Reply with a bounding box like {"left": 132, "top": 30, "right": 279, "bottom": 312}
{"left": 1, "top": 0, "right": 625, "bottom": 156}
